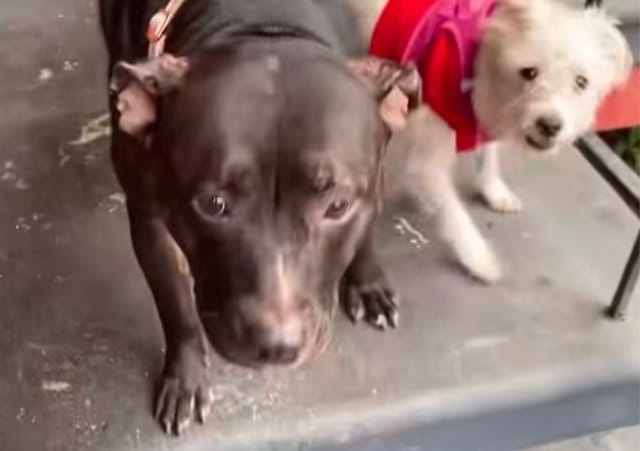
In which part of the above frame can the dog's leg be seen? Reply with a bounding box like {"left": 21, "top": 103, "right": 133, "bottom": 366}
{"left": 477, "top": 142, "right": 522, "bottom": 213}
{"left": 127, "top": 210, "right": 214, "bottom": 435}
{"left": 342, "top": 230, "right": 399, "bottom": 330}
{"left": 393, "top": 107, "right": 502, "bottom": 283}
{"left": 428, "top": 171, "right": 503, "bottom": 283}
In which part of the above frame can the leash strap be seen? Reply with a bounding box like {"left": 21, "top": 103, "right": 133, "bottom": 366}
{"left": 147, "top": 0, "right": 187, "bottom": 57}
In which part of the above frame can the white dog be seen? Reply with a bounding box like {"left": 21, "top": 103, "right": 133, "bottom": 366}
{"left": 355, "top": 0, "right": 632, "bottom": 282}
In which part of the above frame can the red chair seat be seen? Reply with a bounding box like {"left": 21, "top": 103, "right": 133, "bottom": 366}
{"left": 595, "top": 67, "right": 640, "bottom": 131}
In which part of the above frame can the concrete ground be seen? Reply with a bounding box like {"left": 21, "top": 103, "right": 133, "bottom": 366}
{"left": 528, "top": 426, "right": 640, "bottom": 451}
{"left": 0, "top": 1, "right": 638, "bottom": 450}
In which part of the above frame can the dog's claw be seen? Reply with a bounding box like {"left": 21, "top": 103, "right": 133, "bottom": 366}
{"left": 155, "top": 382, "right": 168, "bottom": 420}
{"left": 156, "top": 374, "right": 211, "bottom": 435}
{"left": 154, "top": 341, "right": 214, "bottom": 435}
{"left": 343, "top": 282, "right": 399, "bottom": 332}
{"left": 198, "top": 404, "right": 210, "bottom": 424}
{"left": 388, "top": 306, "right": 400, "bottom": 328}
{"left": 344, "top": 288, "right": 366, "bottom": 323}
{"left": 176, "top": 417, "right": 191, "bottom": 436}
{"left": 196, "top": 388, "right": 214, "bottom": 424}
{"left": 352, "top": 305, "right": 365, "bottom": 322}
{"left": 175, "top": 395, "right": 195, "bottom": 435}
{"left": 371, "top": 314, "right": 387, "bottom": 330}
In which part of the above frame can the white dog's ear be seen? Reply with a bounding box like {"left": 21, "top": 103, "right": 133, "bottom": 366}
{"left": 110, "top": 54, "right": 190, "bottom": 136}
{"left": 348, "top": 57, "right": 422, "bottom": 131}
{"left": 587, "top": 10, "right": 633, "bottom": 90}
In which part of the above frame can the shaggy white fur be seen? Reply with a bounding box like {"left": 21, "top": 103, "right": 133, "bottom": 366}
{"left": 355, "top": 0, "right": 632, "bottom": 282}
{"left": 472, "top": 0, "right": 632, "bottom": 215}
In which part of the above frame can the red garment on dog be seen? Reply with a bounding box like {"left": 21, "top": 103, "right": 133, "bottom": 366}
{"left": 370, "top": 0, "right": 496, "bottom": 151}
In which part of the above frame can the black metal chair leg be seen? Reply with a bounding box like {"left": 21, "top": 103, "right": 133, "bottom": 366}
{"left": 607, "top": 230, "right": 640, "bottom": 320}
{"left": 585, "top": 0, "right": 603, "bottom": 7}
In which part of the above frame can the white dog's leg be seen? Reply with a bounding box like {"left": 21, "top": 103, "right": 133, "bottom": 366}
{"left": 477, "top": 142, "right": 522, "bottom": 213}
{"left": 390, "top": 107, "right": 502, "bottom": 283}
{"left": 429, "top": 172, "right": 503, "bottom": 283}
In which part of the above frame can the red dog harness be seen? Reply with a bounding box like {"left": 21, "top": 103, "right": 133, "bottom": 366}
{"left": 371, "top": 0, "right": 496, "bottom": 151}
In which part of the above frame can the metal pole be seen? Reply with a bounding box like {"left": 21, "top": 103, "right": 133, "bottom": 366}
{"left": 607, "top": 230, "right": 640, "bottom": 320}
{"left": 582, "top": 0, "right": 639, "bottom": 320}
{"left": 585, "top": 0, "right": 603, "bottom": 7}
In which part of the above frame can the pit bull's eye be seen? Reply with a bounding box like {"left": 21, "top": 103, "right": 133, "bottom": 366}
{"left": 324, "top": 199, "right": 351, "bottom": 220}
{"left": 213, "top": 195, "right": 228, "bottom": 214}
{"left": 575, "top": 75, "right": 589, "bottom": 91}
{"left": 208, "top": 195, "right": 228, "bottom": 217}
{"left": 193, "top": 193, "right": 229, "bottom": 220}
{"left": 519, "top": 67, "right": 539, "bottom": 81}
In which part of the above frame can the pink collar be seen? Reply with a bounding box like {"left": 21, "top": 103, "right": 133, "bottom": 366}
{"left": 147, "top": 0, "right": 188, "bottom": 57}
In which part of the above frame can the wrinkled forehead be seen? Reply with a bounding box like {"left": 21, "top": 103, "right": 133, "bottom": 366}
{"left": 160, "top": 46, "right": 383, "bottom": 190}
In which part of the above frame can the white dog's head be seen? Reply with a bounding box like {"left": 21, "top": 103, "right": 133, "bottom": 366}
{"left": 472, "top": 0, "right": 632, "bottom": 153}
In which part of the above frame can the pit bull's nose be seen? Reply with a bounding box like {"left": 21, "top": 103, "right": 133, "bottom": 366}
{"left": 248, "top": 311, "right": 305, "bottom": 365}
{"left": 535, "top": 115, "right": 563, "bottom": 138}
{"left": 257, "top": 343, "right": 300, "bottom": 364}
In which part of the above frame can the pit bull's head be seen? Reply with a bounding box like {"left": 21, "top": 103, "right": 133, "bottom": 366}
{"left": 111, "top": 41, "right": 419, "bottom": 367}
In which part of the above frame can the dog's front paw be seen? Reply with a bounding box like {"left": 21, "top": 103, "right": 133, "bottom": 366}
{"left": 481, "top": 180, "right": 523, "bottom": 214}
{"left": 457, "top": 240, "right": 502, "bottom": 283}
{"left": 342, "top": 279, "right": 399, "bottom": 330}
{"left": 155, "top": 337, "right": 214, "bottom": 435}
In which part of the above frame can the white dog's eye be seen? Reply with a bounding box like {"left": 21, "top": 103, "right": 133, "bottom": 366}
{"left": 519, "top": 67, "right": 539, "bottom": 81}
{"left": 575, "top": 75, "right": 589, "bottom": 91}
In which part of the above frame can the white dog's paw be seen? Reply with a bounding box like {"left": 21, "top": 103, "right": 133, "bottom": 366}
{"left": 451, "top": 234, "right": 503, "bottom": 283}
{"left": 481, "top": 180, "right": 522, "bottom": 214}
{"left": 461, "top": 246, "right": 502, "bottom": 283}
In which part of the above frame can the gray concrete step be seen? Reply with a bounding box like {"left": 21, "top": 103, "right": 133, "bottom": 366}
{"left": 0, "top": 1, "right": 638, "bottom": 450}
{"left": 526, "top": 426, "right": 640, "bottom": 451}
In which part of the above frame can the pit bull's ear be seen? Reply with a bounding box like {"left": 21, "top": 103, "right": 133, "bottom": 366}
{"left": 348, "top": 57, "right": 422, "bottom": 131}
{"left": 109, "top": 54, "right": 189, "bottom": 136}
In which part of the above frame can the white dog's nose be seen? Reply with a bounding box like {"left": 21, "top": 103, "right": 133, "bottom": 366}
{"left": 535, "top": 115, "right": 563, "bottom": 138}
